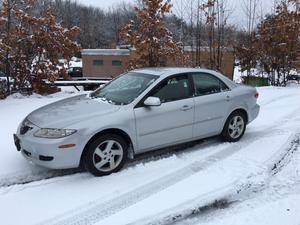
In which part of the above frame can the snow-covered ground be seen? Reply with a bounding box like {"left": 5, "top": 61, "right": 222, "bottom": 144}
{"left": 0, "top": 86, "right": 300, "bottom": 225}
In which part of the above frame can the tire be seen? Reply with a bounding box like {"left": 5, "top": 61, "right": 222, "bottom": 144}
{"left": 221, "top": 111, "right": 246, "bottom": 142}
{"left": 84, "top": 134, "right": 128, "bottom": 176}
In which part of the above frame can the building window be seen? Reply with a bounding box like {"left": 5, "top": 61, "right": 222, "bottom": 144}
{"left": 112, "top": 60, "right": 122, "bottom": 66}
{"left": 93, "top": 60, "right": 103, "bottom": 66}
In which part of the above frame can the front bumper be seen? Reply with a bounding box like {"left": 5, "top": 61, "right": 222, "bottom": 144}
{"left": 14, "top": 132, "right": 86, "bottom": 169}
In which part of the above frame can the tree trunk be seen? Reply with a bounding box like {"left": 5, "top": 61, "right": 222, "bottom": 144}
{"left": 5, "top": 0, "right": 12, "bottom": 95}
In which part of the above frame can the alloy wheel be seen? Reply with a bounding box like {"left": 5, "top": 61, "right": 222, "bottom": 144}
{"left": 228, "top": 115, "right": 245, "bottom": 139}
{"left": 92, "top": 140, "right": 124, "bottom": 172}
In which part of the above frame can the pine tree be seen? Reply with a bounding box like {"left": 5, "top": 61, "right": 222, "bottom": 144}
{"left": 121, "top": 0, "right": 186, "bottom": 68}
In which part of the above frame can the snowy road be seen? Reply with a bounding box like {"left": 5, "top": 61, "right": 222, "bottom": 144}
{"left": 0, "top": 87, "right": 300, "bottom": 225}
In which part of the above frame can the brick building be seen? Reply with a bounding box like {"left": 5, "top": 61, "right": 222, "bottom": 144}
{"left": 82, "top": 47, "right": 235, "bottom": 80}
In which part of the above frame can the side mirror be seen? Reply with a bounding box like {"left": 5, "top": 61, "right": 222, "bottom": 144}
{"left": 144, "top": 96, "right": 161, "bottom": 107}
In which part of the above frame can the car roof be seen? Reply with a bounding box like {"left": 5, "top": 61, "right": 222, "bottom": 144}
{"left": 132, "top": 67, "right": 220, "bottom": 77}
{"left": 132, "top": 67, "right": 237, "bottom": 89}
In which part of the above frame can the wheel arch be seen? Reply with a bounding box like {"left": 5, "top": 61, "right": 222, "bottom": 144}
{"left": 221, "top": 108, "right": 248, "bottom": 142}
{"left": 225, "top": 108, "right": 249, "bottom": 127}
{"left": 80, "top": 128, "right": 134, "bottom": 167}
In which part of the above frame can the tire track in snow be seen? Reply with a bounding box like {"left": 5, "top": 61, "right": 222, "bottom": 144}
{"left": 38, "top": 146, "right": 247, "bottom": 225}
{"left": 0, "top": 138, "right": 212, "bottom": 188}
{"left": 0, "top": 168, "right": 83, "bottom": 188}
{"left": 128, "top": 132, "right": 300, "bottom": 225}
{"left": 39, "top": 103, "right": 300, "bottom": 225}
{"left": 39, "top": 126, "right": 295, "bottom": 225}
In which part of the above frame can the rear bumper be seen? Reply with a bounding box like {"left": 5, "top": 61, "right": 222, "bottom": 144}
{"left": 248, "top": 103, "right": 260, "bottom": 123}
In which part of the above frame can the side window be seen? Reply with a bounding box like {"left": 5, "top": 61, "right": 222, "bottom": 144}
{"left": 192, "top": 73, "right": 230, "bottom": 96}
{"left": 151, "top": 75, "right": 190, "bottom": 103}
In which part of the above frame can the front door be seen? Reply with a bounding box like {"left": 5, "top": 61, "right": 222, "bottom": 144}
{"left": 134, "top": 74, "right": 194, "bottom": 152}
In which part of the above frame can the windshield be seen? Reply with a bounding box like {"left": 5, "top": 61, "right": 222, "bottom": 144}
{"left": 91, "top": 72, "right": 158, "bottom": 105}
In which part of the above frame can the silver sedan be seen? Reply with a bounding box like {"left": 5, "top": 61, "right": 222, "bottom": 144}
{"left": 14, "top": 68, "right": 260, "bottom": 176}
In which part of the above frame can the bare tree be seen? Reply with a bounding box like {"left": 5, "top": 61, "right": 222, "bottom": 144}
{"left": 240, "top": 0, "right": 260, "bottom": 79}
{"left": 107, "top": 2, "right": 135, "bottom": 46}
{"left": 201, "top": 0, "right": 231, "bottom": 72}
{"left": 173, "top": 0, "right": 232, "bottom": 70}
{"left": 243, "top": 0, "right": 260, "bottom": 36}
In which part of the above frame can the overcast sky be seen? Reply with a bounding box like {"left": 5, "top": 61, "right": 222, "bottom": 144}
{"left": 75, "top": 0, "right": 275, "bottom": 29}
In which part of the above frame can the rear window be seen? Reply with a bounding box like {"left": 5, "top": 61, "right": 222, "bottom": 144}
{"left": 192, "top": 73, "right": 230, "bottom": 96}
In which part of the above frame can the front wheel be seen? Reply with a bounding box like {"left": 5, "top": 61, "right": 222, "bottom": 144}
{"left": 84, "top": 134, "right": 128, "bottom": 176}
{"left": 221, "top": 112, "right": 246, "bottom": 142}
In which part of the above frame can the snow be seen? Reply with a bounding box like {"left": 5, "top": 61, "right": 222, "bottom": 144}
{"left": 54, "top": 80, "right": 109, "bottom": 84}
{"left": 0, "top": 86, "right": 300, "bottom": 225}
{"left": 233, "top": 65, "right": 243, "bottom": 83}
{"left": 185, "top": 136, "right": 300, "bottom": 225}
{"left": 0, "top": 91, "right": 82, "bottom": 179}
{"left": 69, "top": 57, "right": 82, "bottom": 68}
{"left": 82, "top": 49, "right": 130, "bottom": 56}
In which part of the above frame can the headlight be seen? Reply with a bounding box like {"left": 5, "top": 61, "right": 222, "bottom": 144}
{"left": 34, "top": 128, "right": 77, "bottom": 138}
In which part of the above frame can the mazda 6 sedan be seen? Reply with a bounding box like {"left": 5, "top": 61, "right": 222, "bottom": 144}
{"left": 14, "top": 68, "right": 260, "bottom": 176}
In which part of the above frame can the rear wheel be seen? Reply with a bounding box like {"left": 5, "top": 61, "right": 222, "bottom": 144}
{"left": 222, "top": 111, "right": 246, "bottom": 142}
{"left": 84, "top": 134, "right": 128, "bottom": 176}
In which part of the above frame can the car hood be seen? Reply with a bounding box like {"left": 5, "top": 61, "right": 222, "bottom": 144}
{"left": 27, "top": 94, "right": 120, "bottom": 128}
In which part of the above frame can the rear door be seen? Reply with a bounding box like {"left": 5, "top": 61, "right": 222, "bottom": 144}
{"left": 134, "top": 74, "right": 194, "bottom": 152}
{"left": 191, "top": 73, "right": 232, "bottom": 138}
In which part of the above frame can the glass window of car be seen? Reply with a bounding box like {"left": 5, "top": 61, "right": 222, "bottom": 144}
{"left": 151, "top": 75, "right": 191, "bottom": 103}
{"left": 192, "top": 73, "right": 230, "bottom": 96}
{"left": 91, "top": 72, "right": 158, "bottom": 105}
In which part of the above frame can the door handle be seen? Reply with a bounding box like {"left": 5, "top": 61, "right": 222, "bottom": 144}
{"left": 181, "top": 105, "right": 193, "bottom": 111}
{"left": 225, "top": 95, "right": 231, "bottom": 101}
